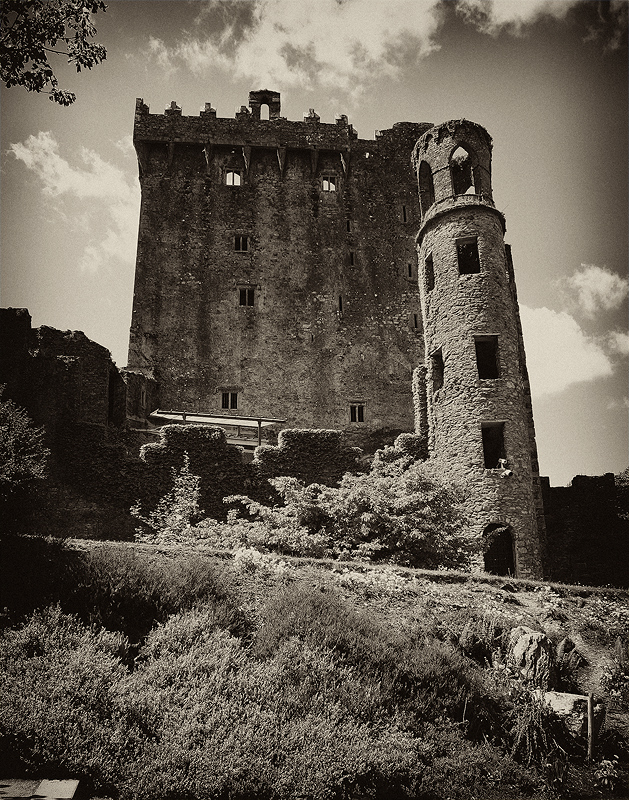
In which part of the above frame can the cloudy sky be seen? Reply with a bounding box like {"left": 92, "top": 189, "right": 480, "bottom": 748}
{"left": 1, "top": 0, "right": 627, "bottom": 486}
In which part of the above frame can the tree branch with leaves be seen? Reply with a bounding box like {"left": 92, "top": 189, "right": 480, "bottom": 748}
{"left": 0, "top": 0, "right": 107, "bottom": 105}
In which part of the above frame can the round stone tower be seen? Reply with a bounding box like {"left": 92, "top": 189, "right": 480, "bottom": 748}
{"left": 412, "top": 120, "right": 544, "bottom": 579}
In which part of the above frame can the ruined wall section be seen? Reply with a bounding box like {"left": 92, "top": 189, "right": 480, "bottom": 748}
{"left": 128, "top": 96, "right": 430, "bottom": 450}
{"left": 412, "top": 121, "right": 544, "bottom": 579}
{"left": 542, "top": 474, "right": 628, "bottom": 588}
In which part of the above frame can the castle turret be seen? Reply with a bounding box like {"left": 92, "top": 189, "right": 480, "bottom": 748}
{"left": 412, "top": 120, "right": 544, "bottom": 579}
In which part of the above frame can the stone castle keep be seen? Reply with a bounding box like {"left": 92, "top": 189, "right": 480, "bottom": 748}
{"left": 126, "top": 89, "right": 544, "bottom": 577}
{"left": 6, "top": 90, "right": 625, "bottom": 584}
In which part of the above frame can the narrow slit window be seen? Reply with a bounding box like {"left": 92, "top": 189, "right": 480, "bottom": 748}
{"left": 349, "top": 251, "right": 355, "bottom": 266}
{"left": 350, "top": 404, "right": 365, "bottom": 423}
{"left": 239, "top": 288, "right": 255, "bottom": 306}
{"left": 408, "top": 263, "right": 413, "bottom": 278}
{"left": 481, "top": 422, "right": 506, "bottom": 468}
{"left": 431, "top": 349, "right": 444, "bottom": 392}
{"left": 457, "top": 237, "right": 480, "bottom": 274}
{"left": 413, "top": 313, "right": 419, "bottom": 329}
{"left": 402, "top": 205, "right": 407, "bottom": 223}
{"left": 346, "top": 219, "right": 351, "bottom": 232}
{"left": 338, "top": 296, "right": 343, "bottom": 314}
{"left": 322, "top": 175, "right": 337, "bottom": 192}
{"left": 225, "top": 170, "right": 242, "bottom": 186}
{"left": 475, "top": 336, "right": 500, "bottom": 378}
{"left": 234, "top": 235, "right": 249, "bottom": 252}
{"left": 425, "top": 254, "right": 434, "bottom": 292}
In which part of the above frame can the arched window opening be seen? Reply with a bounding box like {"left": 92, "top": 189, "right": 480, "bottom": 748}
{"left": 483, "top": 524, "right": 515, "bottom": 576}
{"left": 450, "top": 146, "right": 475, "bottom": 196}
{"left": 418, "top": 161, "right": 435, "bottom": 215}
{"left": 260, "top": 104, "right": 270, "bottom": 120}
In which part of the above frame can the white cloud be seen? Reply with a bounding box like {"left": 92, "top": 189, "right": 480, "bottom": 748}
{"left": 147, "top": 0, "right": 446, "bottom": 93}
{"left": 145, "top": 0, "right": 626, "bottom": 92}
{"left": 456, "top": 0, "right": 575, "bottom": 35}
{"left": 562, "top": 264, "right": 629, "bottom": 317}
{"left": 10, "top": 131, "right": 139, "bottom": 274}
{"left": 520, "top": 305, "right": 614, "bottom": 397}
{"left": 606, "top": 330, "right": 629, "bottom": 356}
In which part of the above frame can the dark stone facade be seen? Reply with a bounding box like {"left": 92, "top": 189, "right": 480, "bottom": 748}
{"left": 128, "top": 92, "right": 430, "bottom": 449}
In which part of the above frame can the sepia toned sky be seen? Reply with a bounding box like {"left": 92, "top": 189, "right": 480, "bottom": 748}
{"left": 1, "top": 0, "right": 627, "bottom": 486}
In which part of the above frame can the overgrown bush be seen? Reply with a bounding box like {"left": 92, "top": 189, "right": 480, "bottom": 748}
{"left": 131, "top": 452, "right": 203, "bottom": 544}
{"left": 215, "top": 457, "right": 478, "bottom": 569}
{"left": 1, "top": 536, "right": 247, "bottom": 645}
{"left": 0, "top": 391, "right": 49, "bottom": 532}
{"left": 0, "top": 606, "right": 130, "bottom": 785}
{"left": 66, "top": 544, "right": 248, "bottom": 644}
{"left": 1, "top": 602, "right": 547, "bottom": 800}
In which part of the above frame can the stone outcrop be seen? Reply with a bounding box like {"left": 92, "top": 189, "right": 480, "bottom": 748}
{"left": 508, "top": 625, "right": 557, "bottom": 688}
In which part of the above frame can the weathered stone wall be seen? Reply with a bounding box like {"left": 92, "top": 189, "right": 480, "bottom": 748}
{"left": 542, "top": 474, "right": 629, "bottom": 588}
{"left": 128, "top": 93, "right": 430, "bottom": 451}
{"left": 412, "top": 121, "right": 544, "bottom": 579}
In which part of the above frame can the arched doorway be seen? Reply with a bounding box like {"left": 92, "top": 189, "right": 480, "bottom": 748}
{"left": 483, "top": 523, "right": 515, "bottom": 576}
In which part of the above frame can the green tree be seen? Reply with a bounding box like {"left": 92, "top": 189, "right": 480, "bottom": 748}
{"left": 0, "top": 0, "right": 107, "bottom": 105}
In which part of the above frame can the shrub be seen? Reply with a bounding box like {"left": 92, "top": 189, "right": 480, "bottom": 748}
{"left": 131, "top": 452, "right": 203, "bottom": 544}
{"left": 252, "top": 581, "right": 499, "bottom": 739}
{"left": 67, "top": 544, "right": 248, "bottom": 644}
{"left": 223, "top": 459, "right": 478, "bottom": 570}
{"left": 0, "top": 391, "right": 49, "bottom": 532}
{"left": 0, "top": 606, "right": 130, "bottom": 786}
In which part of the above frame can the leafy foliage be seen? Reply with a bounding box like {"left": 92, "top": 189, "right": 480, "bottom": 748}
{"left": 221, "top": 455, "right": 478, "bottom": 569}
{"left": 0, "top": 596, "right": 545, "bottom": 800}
{"left": 0, "top": 0, "right": 107, "bottom": 105}
{"left": 131, "top": 453, "right": 203, "bottom": 544}
{"left": 0, "top": 391, "right": 49, "bottom": 497}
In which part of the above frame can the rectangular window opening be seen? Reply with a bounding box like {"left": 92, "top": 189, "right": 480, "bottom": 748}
{"left": 349, "top": 251, "right": 355, "bottom": 266}
{"left": 234, "top": 235, "right": 249, "bottom": 252}
{"left": 431, "top": 349, "right": 444, "bottom": 392}
{"left": 425, "top": 253, "right": 435, "bottom": 292}
{"left": 322, "top": 175, "right": 337, "bottom": 192}
{"left": 475, "top": 336, "right": 500, "bottom": 379}
{"left": 413, "top": 313, "right": 419, "bottom": 329}
{"left": 338, "top": 296, "right": 343, "bottom": 314}
{"left": 346, "top": 219, "right": 351, "bottom": 232}
{"left": 225, "top": 170, "right": 242, "bottom": 186}
{"left": 408, "top": 263, "right": 413, "bottom": 278}
{"left": 239, "top": 287, "right": 255, "bottom": 306}
{"left": 350, "top": 404, "right": 365, "bottom": 423}
{"left": 221, "top": 391, "right": 239, "bottom": 410}
{"left": 402, "top": 205, "right": 407, "bottom": 223}
{"left": 457, "top": 236, "right": 481, "bottom": 274}
{"left": 481, "top": 422, "right": 506, "bottom": 468}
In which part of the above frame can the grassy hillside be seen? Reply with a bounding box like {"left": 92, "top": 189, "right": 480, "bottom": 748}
{"left": 1, "top": 535, "right": 628, "bottom": 799}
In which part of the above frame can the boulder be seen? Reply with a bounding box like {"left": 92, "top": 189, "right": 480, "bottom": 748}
{"left": 508, "top": 625, "right": 557, "bottom": 688}
{"left": 535, "top": 691, "right": 606, "bottom": 740}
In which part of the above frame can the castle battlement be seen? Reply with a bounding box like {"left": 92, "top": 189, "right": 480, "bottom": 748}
{"left": 133, "top": 91, "right": 432, "bottom": 155}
